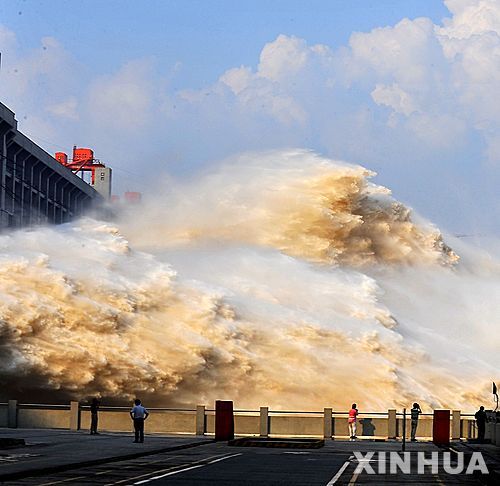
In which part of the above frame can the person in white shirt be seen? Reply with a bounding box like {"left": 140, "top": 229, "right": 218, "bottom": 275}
{"left": 130, "top": 398, "right": 149, "bottom": 443}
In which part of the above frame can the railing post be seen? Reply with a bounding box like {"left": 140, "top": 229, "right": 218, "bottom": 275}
{"left": 468, "top": 418, "right": 476, "bottom": 439}
{"left": 402, "top": 408, "right": 407, "bottom": 451}
{"left": 69, "top": 401, "right": 80, "bottom": 431}
{"left": 260, "top": 406, "right": 269, "bottom": 438}
{"left": 451, "top": 410, "right": 461, "bottom": 440}
{"left": 8, "top": 400, "right": 17, "bottom": 428}
{"left": 323, "top": 408, "right": 333, "bottom": 438}
{"left": 196, "top": 405, "right": 206, "bottom": 436}
{"left": 388, "top": 409, "right": 396, "bottom": 439}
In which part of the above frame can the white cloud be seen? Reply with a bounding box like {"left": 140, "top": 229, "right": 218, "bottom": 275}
{"left": 2, "top": 36, "right": 78, "bottom": 100}
{"left": 0, "top": 24, "right": 16, "bottom": 52}
{"left": 3, "top": 1, "right": 500, "bottom": 231}
{"left": 87, "top": 59, "right": 155, "bottom": 130}
{"left": 407, "top": 112, "right": 467, "bottom": 148}
{"left": 440, "top": 0, "right": 500, "bottom": 39}
{"left": 0, "top": 26, "right": 165, "bottom": 189}
{"left": 219, "top": 66, "right": 253, "bottom": 95}
{"left": 345, "top": 17, "right": 448, "bottom": 100}
{"left": 0, "top": 28, "right": 85, "bottom": 143}
{"left": 371, "top": 83, "right": 419, "bottom": 116}
{"left": 46, "top": 97, "right": 79, "bottom": 120}
{"left": 160, "top": 2, "right": 500, "bottom": 231}
{"left": 258, "top": 34, "right": 311, "bottom": 82}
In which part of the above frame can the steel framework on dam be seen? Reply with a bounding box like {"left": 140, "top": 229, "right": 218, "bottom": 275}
{"left": 0, "top": 101, "right": 101, "bottom": 229}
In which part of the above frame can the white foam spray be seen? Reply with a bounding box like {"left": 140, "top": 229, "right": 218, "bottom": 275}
{"left": 0, "top": 149, "right": 497, "bottom": 410}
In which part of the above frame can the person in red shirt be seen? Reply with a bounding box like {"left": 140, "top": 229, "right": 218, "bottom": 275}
{"left": 348, "top": 403, "right": 358, "bottom": 440}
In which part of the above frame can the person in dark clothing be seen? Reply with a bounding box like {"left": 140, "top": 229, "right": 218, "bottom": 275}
{"left": 410, "top": 403, "right": 422, "bottom": 441}
{"left": 130, "top": 399, "right": 149, "bottom": 443}
{"left": 90, "top": 398, "right": 100, "bottom": 435}
{"left": 475, "top": 406, "right": 486, "bottom": 442}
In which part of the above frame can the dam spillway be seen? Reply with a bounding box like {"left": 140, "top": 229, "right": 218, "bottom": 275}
{"left": 0, "top": 101, "right": 101, "bottom": 229}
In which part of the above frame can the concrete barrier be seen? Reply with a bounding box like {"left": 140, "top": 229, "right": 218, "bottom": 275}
{"left": 463, "top": 417, "right": 477, "bottom": 439}
{"left": 80, "top": 408, "right": 197, "bottom": 434}
{"left": 388, "top": 409, "right": 396, "bottom": 439}
{"left": 203, "top": 412, "right": 261, "bottom": 437}
{"left": 495, "top": 424, "right": 500, "bottom": 446}
{"left": 0, "top": 404, "right": 8, "bottom": 427}
{"left": 260, "top": 407, "right": 269, "bottom": 437}
{"left": 358, "top": 416, "right": 387, "bottom": 438}
{"left": 452, "top": 410, "right": 461, "bottom": 440}
{"left": 485, "top": 422, "right": 494, "bottom": 441}
{"left": 17, "top": 407, "right": 70, "bottom": 429}
{"left": 148, "top": 411, "right": 196, "bottom": 435}
{"left": 333, "top": 416, "right": 349, "bottom": 437}
{"left": 81, "top": 410, "right": 129, "bottom": 432}
{"left": 397, "top": 416, "right": 434, "bottom": 439}
{"left": 0, "top": 402, "right": 480, "bottom": 440}
{"left": 206, "top": 413, "right": 215, "bottom": 435}
{"left": 196, "top": 406, "right": 205, "bottom": 436}
{"left": 8, "top": 400, "right": 17, "bottom": 428}
{"left": 70, "top": 401, "right": 79, "bottom": 431}
{"left": 333, "top": 414, "right": 389, "bottom": 439}
{"left": 324, "top": 408, "right": 332, "bottom": 438}
{"left": 234, "top": 414, "right": 260, "bottom": 436}
{"left": 270, "top": 414, "right": 323, "bottom": 437}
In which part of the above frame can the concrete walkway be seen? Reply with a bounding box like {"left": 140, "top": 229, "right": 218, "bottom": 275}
{"left": 0, "top": 428, "right": 211, "bottom": 481}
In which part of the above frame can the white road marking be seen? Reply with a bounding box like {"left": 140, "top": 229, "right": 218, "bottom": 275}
{"left": 348, "top": 470, "right": 360, "bottom": 485}
{"left": 326, "top": 455, "right": 354, "bottom": 485}
{"left": 105, "top": 455, "right": 225, "bottom": 485}
{"left": 0, "top": 453, "right": 41, "bottom": 463}
{"left": 133, "top": 453, "right": 242, "bottom": 484}
{"left": 38, "top": 476, "right": 87, "bottom": 486}
{"left": 101, "top": 456, "right": 182, "bottom": 485}
{"left": 133, "top": 464, "right": 204, "bottom": 484}
{"left": 207, "top": 453, "right": 242, "bottom": 464}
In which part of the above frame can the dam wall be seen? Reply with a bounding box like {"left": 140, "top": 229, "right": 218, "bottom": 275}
{"left": 0, "top": 101, "right": 102, "bottom": 229}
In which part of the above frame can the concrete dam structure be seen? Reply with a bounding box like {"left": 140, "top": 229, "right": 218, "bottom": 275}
{"left": 0, "top": 101, "right": 102, "bottom": 229}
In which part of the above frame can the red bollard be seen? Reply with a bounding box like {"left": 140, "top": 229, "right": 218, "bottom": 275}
{"left": 433, "top": 409, "right": 450, "bottom": 445}
{"left": 215, "top": 400, "right": 234, "bottom": 441}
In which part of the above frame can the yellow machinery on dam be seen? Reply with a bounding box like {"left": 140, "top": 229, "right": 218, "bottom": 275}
{"left": 0, "top": 101, "right": 103, "bottom": 228}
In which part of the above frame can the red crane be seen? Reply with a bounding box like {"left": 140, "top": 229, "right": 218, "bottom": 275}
{"left": 55, "top": 146, "right": 106, "bottom": 184}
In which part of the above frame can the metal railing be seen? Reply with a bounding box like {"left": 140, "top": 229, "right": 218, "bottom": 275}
{"left": 18, "top": 403, "right": 70, "bottom": 410}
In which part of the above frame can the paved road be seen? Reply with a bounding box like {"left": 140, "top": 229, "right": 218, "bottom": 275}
{"left": 3, "top": 441, "right": 487, "bottom": 485}
{"left": 3, "top": 442, "right": 349, "bottom": 485}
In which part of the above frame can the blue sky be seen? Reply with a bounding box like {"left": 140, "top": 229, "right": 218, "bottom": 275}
{"left": 1, "top": 0, "right": 500, "bottom": 235}
{"left": 2, "top": 1, "right": 449, "bottom": 88}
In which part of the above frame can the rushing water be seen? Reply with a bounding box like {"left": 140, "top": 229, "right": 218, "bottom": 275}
{"left": 0, "top": 149, "right": 498, "bottom": 411}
